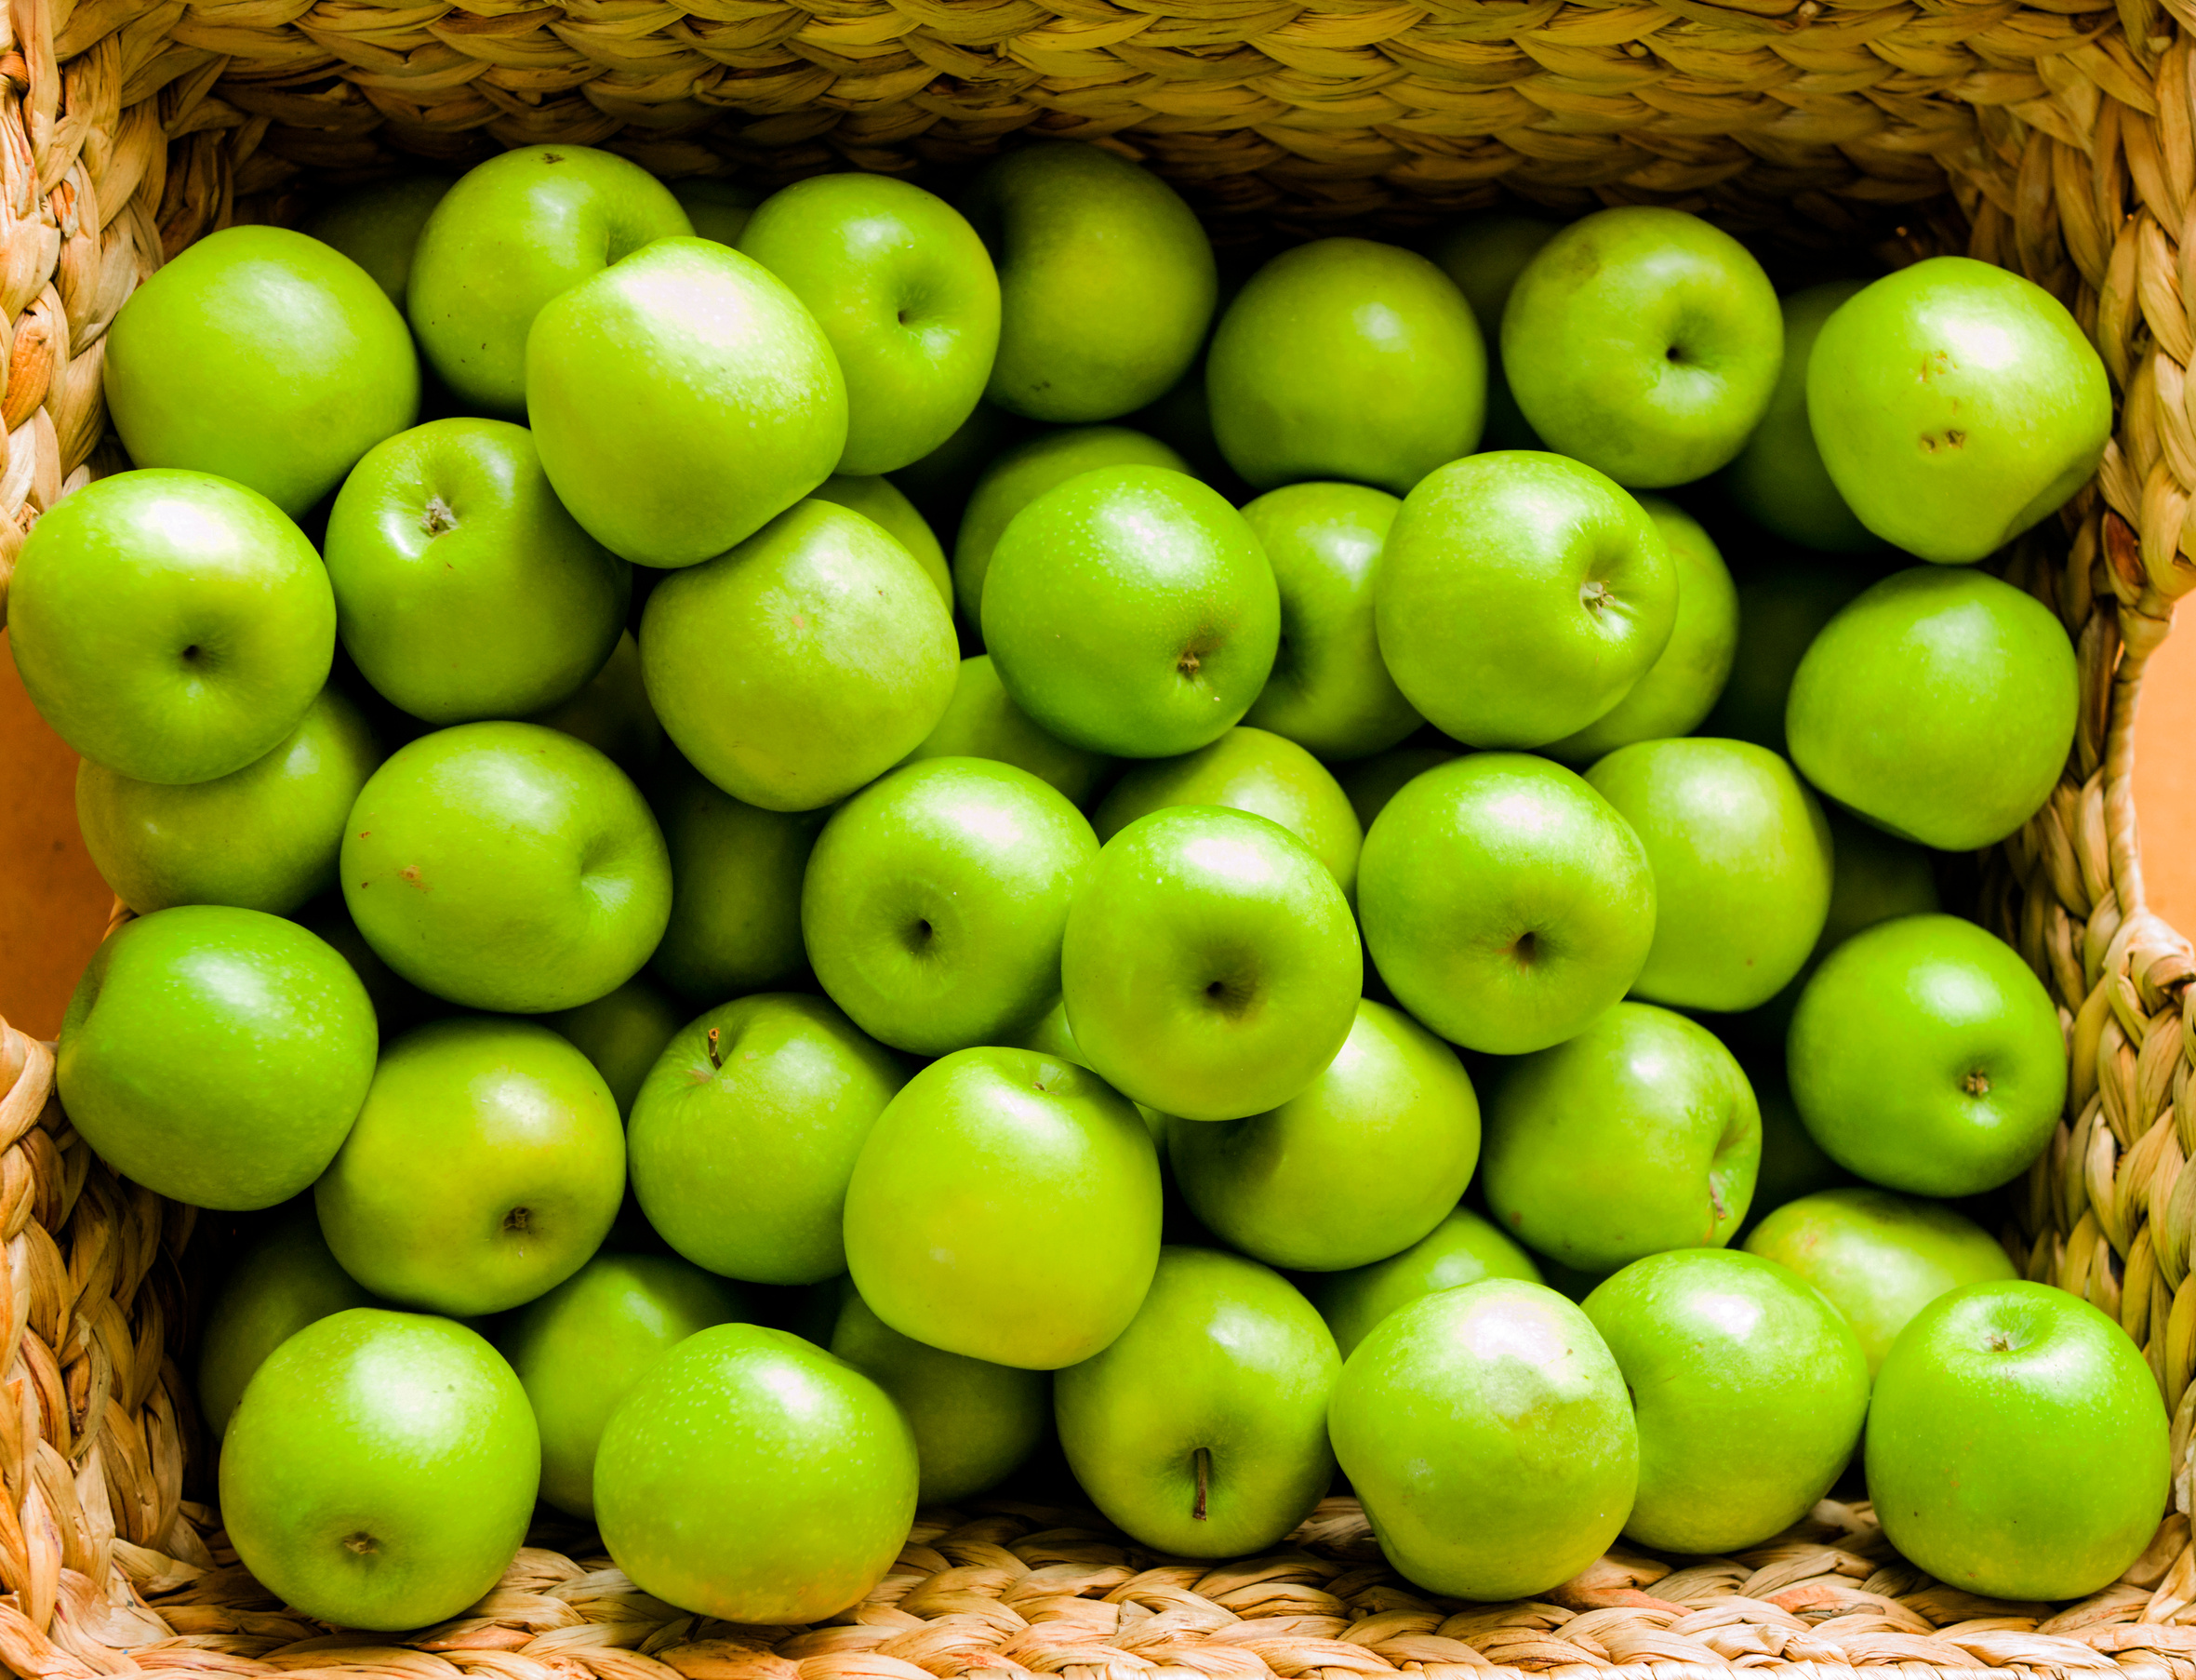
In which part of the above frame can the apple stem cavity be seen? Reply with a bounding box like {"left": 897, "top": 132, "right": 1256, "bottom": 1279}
{"left": 705, "top": 1026, "right": 724, "bottom": 1071}
{"left": 1963, "top": 1069, "right": 1991, "bottom": 1096}
{"left": 1192, "top": 1446, "right": 1211, "bottom": 1521}
{"left": 343, "top": 1531, "right": 379, "bottom": 1555}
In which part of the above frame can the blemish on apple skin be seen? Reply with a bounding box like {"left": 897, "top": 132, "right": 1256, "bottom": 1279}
{"left": 399, "top": 864, "right": 427, "bottom": 889}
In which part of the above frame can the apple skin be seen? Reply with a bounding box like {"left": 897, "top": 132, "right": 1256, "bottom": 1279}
{"left": 1484, "top": 1002, "right": 1761, "bottom": 1273}
{"left": 528, "top": 238, "right": 847, "bottom": 569}
{"left": 325, "top": 418, "right": 630, "bottom": 725}
{"left": 529, "top": 631, "right": 663, "bottom": 782}
{"left": 1056, "top": 1247, "right": 1339, "bottom": 1556}
{"left": 1867, "top": 1281, "right": 2168, "bottom": 1599}
{"left": 1501, "top": 206, "right": 1783, "bottom": 488}
{"left": 8, "top": 470, "right": 335, "bottom": 785}
{"left": 1787, "top": 913, "right": 2066, "bottom": 1196}
{"left": 299, "top": 176, "right": 454, "bottom": 308}
{"left": 315, "top": 1016, "right": 626, "bottom": 1314}
{"left": 77, "top": 685, "right": 379, "bottom": 915}
{"left": 594, "top": 1323, "right": 918, "bottom": 1622}
{"left": 628, "top": 993, "right": 908, "bottom": 1286}
{"left": 542, "top": 974, "right": 684, "bottom": 1118}
{"left": 962, "top": 142, "right": 1217, "bottom": 423}
{"left": 220, "top": 1310, "right": 539, "bottom": 1632}
{"left": 1584, "top": 738, "right": 1833, "bottom": 1013}
{"left": 1062, "top": 807, "right": 1361, "bottom": 1123}
{"left": 1718, "top": 282, "right": 1877, "bottom": 552}
{"left": 498, "top": 1252, "right": 746, "bottom": 1517}
{"left": 1786, "top": 566, "right": 2077, "bottom": 851}
{"left": 1310, "top": 1207, "right": 1543, "bottom": 1359}
{"left": 1357, "top": 753, "right": 1656, "bottom": 1056}
{"left": 1375, "top": 452, "right": 1677, "bottom": 748}
{"left": 739, "top": 174, "right": 1000, "bottom": 475}
{"left": 672, "top": 178, "right": 762, "bottom": 245}
{"left": 811, "top": 473, "right": 952, "bottom": 607}
{"left": 58, "top": 906, "right": 376, "bottom": 1210}
{"left": 1428, "top": 213, "right": 1560, "bottom": 451}
{"left": 1807, "top": 258, "right": 2112, "bottom": 564}
{"left": 901, "top": 656, "right": 1115, "bottom": 807}
{"left": 105, "top": 226, "right": 419, "bottom": 518}
{"left": 1742, "top": 1185, "right": 2016, "bottom": 1374}
{"left": 641, "top": 500, "right": 959, "bottom": 810}
{"left": 842, "top": 1046, "right": 1163, "bottom": 1369}
{"left": 409, "top": 145, "right": 690, "bottom": 416}
{"left": 1206, "top": 238, "right": 1485, "bottom": 495}
{"left": 647, "top": 761, "right": 825, "bottom": 1004}
{"left": 1337, "top": 745, "right": 1458, "bottom": 831}
{"left": 1328, "top": 1278, "right": 1638, "bottom": 1601}
{"left": 342, "top": 722, "right": 672, "bottom": 1013}
{"left": 804, "top": 758, "right": 1099, "bottom": 1056}
{"left": 1581, "top": 1248, "right": 1870, "bottom": 1554}
{"left": 198, "top": 1206, "right": 379, "bottom": 1438}
{"left": 1702, "top": 558, "right": 1879, "bottom": 752}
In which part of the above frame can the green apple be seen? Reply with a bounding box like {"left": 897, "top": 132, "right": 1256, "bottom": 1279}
{"left": 641, "top": 500, "right": 958, "bottom": 809}
{"left": 1743, "top": 1185, "right": 2016, "bottom": 1374}
{"left": 1719, "top": 282, "right": 1877, "bottom": 551}
{"left": 1062, "top": 807, "right": 1360, "bottom": 1123}
{"left": 77, "top": 685, "right": 379, "bottom": 915}
{"left": 1868, "top": 1281, "right": 2167, "bottom": 1598}
{"left": 629, "top": 993, "right": 907, "bottom": 1285}
{"left": 8, "top": 470, "right": 335, "bottom": 784}
{"left": 542, "top": 974, "right": 683, "bottom": 1118}
{"left": 299, "top": 176, "right": 454, "bottom": 307}
{"left": 1337, "top": 745, "right": 1457, "bottom": 830}
{"left": 1502, "top": 206, "right": 1782, "bottom": 487}
{"left": 1375, "top": 452, "right": 1676, "bottom": 747}
{"left": 810, "top": 474, "right": 952, "bottom": 606}
{"left": 325, "top": 418, "right": 629, "bottom": 725}
{"left": 1428, "top": 212, "right": 1560, "bottom": 450}
{"left": 804, "top": 758, "right": 1098, "bottom": 1056}
{"left": 672, "top": 178, "right": 761, "bottom": 245}
{"left": 739, "top": 174, "right": 999, "bottom": 475}
{"left": 499, "top": 1251, "right": 746, "bottom": 1516}
{"left": 1310, "top": 1207, "right": 1543, "bottom": 1359}
{"left": 198, "top": 1206, "right": 379, "bottom": 1438}
{"left": 963, "top": 142, "right": 1216, "bottom": 422}
{"left": 1788, "top": 913, "right": 2065, "bottom": 1196}
{"left": 984, "top": 466, "right": 1280, "bottom": 759}
{"left": 316, "top": 1016, "right": 625, "bottom": 1313}
{"left": 594, "top": 1323, "right": 917, "bottom": 1621}
{"left": 1582, "top": 1248, "right": 1869, "bottom": 1553}
{"left": 648, "top": 761, "right": 824, "bottom": 1004}
{"left": 220, "top": 1310, "right": 538, "bottom": 1631}
{"left": 1328, "top": 1278, "right": 1637, "bottom": 1600}
{"left": 408, "top": 144, "right": 690, "bottom": 416}
{"left": 528, "top": 630, "right": 663, "bottom": 782}
{"left": 1808, "top": 258, "right": 2112, "bottom": 564}
{"left": 1484, "top": 1002, "right": 1761, "bottom": 1273}
{"left": 58, "top": 906, "right": 375, "bottom": 1209}
{"left": 295, "top": 891, "right": 438, "bottom": 1036}
{"left": 890, "top": 399, "right": 1037, "bottom": 534}
{"left": 1702, "top": 557, "right": 1878, "bottom": 751}
{"left": 1207, "top": 238, "right": 1484, "bottom": 494}
{"left": 1787, "top": 566, "right": 2078, "bottom": 850}
{"left": 1357, "top": 753, "right": 1655, "bottom": 1055}
{"left": 1168, "top": 999, "right": 1478, "bottom": 1271}
{"left": 900, "top": 656, "right": 1114, "bottom": 807}
{"left": 342, "top": 722, "right": 671, "bottom": 1012}
{"left": 528, "top": 238, "right": 846, "bottom": 568}
{"left": 105, "top": 226, "right": 419, "bottom": 518}
{"left": 1585, "top": 738, "right": 1833, "bottom": 1012}
{"left": 842, "top": 1046, "right": 1162, "bottom": 1368}
{"left": 1056, "top": 1247, "right": 1338, "bottom": 1556}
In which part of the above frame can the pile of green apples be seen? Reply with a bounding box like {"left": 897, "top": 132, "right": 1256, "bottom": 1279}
{"left": 7, "top": 137, "right": 2163, "bottom": 1634}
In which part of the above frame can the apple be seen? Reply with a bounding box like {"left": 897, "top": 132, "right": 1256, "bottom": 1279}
{"left": 810, "top": 474, "right": 953, "bottom": 606}
{"left": 1701, "top": 557, "right": 1879, "bottom": 750}
{"left": 8, "top": 470, "right": 335, "bottom": 784}
{"left": 104, "top": 226, "right": 419, "bottom": 518}
{"left": 294, "top": 891, "right": 438, "bottom": 1036}
{"left": 1581, "top": 1248, "right": 1870, "bottom": 1553}
{"left": 1808, "top": 258, "right": 2112, "bottom": 564}
{"left": 842, "top": 1046, "right": 1163, "bottom": 1368}
{"left": 499, "top": 1251, "right": 746, "bottom": 1516}
{"left": 1428, "top": 212, "right": 1560, "bottom": 450}
{"left": 1374, "top": 452, "right": 1676, "bottom": 747}
{"left": 1130, "top": 354, "right": 1248, "bottom": 499}
{"left": 1337, "top": 745, "right": 1457, "bottom": 831}
{"left": 315, "top": 1015, "right": 625, "bottom": 1314}
{"left": 641, "top": 500, "right": 958, "bottom": 810}
{"left": 1501, "top": 206, "right": 1782, "bottom": 487}
{"left": 1786, "top": 566, "right": 2078, "bottom": 850}
{"left": 1787, "top": 913, "right": 2065, "bottom": 1196}
{"left": 299, "top": 176, "right": 454, "bottom": 307}
{"left": 408, "top": 144, "right": 690, "bottom": 416}
{"left": 1748, "top": 1072, "right": 1855, "bottom": 1218}
{"left": 962, "top": 142, "right": 1217, "bottom": 422}
{"left": 1718, "top": 282, "right": 1877, "bottom": 551}
{"left": 1328, "top": 1278, "right": 1637, "bottom": 1600}
{"left": 1061, "top": 807, "right": 1360, "bottom": 1122}
{"left": 1483, "top": 1002, "right": 1761, "bottom": 1273}
{"left": 542, "top": 973, "right": 684, "bottom": 1117}
{"left": 889, "top": 399, "right": 1036, "bottom": 534}
{"left": 1056, "top": 1247, "right": 1338, "bottom": 1556}
{"left": 1310, "top": 1207, "right": 1543, "bottom": 1359}
{"left": 1868, "top": 1281, "right": 2167, "bottom": 1598}
{"left": 198, "top": 1205, "right": 379, "bottom": 1438}
{"left": 593, "top": 1323, "right": 917, "bottom": 1621}
{"left": 804, "top": 758, "right": 1098, "bottom": 1056}
{"left": 342, "top": 722, "right": 672, "bottom": 1013}
{"left": 672, "top": 178, "right": 761, "bottom": 244}
{"left": 77, "top": 685, "right": 379, "bottom": 916}
{"left": 58, "top": 906, "right": 375, "bottom": 1209}
{"left": 1356, "top": 753, "right": 1655, "bottom": 1055}
{"left": 220, "top": 1310, "right": 539, "bottom": 1631}
{"left": 324, "top": 418, "right": 630, "bottom": 725}
{"left": 628, "top": 993, "right": 907, "bottom": 1286}
{"left": 901, "top": 656, "right": 1115, "bottom": 807}
{"left": 1206, "top": 238, "right": 1484, "bottom": 495}
{"left": 647, "top": 760, "right": 825, "bottom": 1004}
{"left": 528, "top": 630, "right": 663, "bottom": 781}
{"left": 739, "top": 174, "right": 999, "bottom": 475}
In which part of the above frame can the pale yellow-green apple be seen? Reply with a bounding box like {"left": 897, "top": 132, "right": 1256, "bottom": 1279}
{"left": 1428, "top": 211, "right": 1560, "bottom": 450}
{"left": 1719, "top": 281, "right": 1877, "bottom": 551}
{"left": 1310, "top": 1207, "right": 1542, "bottom": 1359}
{"left": 899, "top": 656, "right": 1114, "bottom": 807}
{"left": 647, "top": 760, "right": 824, "bottom": 1004}
{"left": 529, "top": 631, "right": 663, "bottom": 781}
{"left": 299, "top": 176, "right": 454, "bottom": 307}
{"left": 810, "top": 473, "right": 952, "bottom": 606}
{"left": 542, "top": 974, "right": 683, "bottom": 1118}
{"left": 1337, "top": 745, "right": 1457, "bottom": 831}
{"left": 197, "top": 1206, "right": 379, "bottom": 1438}
{"left": 672, "top": 178, "right": 761, "bottom": 244}
{"left": 1701, "top": 557, "right": 1879, "bottom": 751}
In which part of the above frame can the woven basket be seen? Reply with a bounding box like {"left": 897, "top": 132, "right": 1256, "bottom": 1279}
{"left": 0, "top": 3, "right": 2191, "bottom": 1673}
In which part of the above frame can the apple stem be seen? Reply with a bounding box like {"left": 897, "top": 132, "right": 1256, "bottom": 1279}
{"left": 1192, "top": 1447, "right": 1211, "bottom": 1521}
{"left": 706, "top": 1027, "right": 723, "bottom": 1071}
